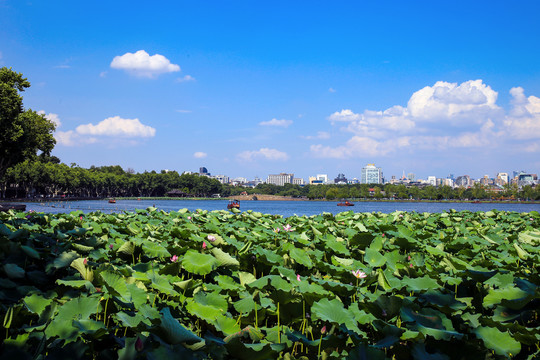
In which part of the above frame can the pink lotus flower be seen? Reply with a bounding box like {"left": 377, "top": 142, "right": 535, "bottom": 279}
{"left": 352, "top": 270, "right": 367, "bottom": 279}
{"left": 283, "top": 224, "right": 292, "bottom": 232}
{"left": 321, "top": 325, "right": 327, "bottom": 334}
{"left": 207, "top": 235, "right": 216, "bottom": 242}
{"left": 83, "top": 258, "right": 88, "bottom": 265}
{"left": 382, "top": 233, "right": 385, "bottom": 237}
{"left": 410, "top": 263, "right": 413, "bottom": 268}
{"left": 170, "top": 255, "right": 178, "bottom": 262}
{"left": 407, "top": 255, "right": 411, "bottom": 261}
{"left": 187, "top": 216, "right": 192, "bottom": 220}
{"left": 109, "top": 244, "right": 114, "bottom": 249}
{"left": 274, "top": 227, "right": 280, "bottom": 233}
{"left": 202, "top": 242, "right": 207, "bottom": 249}
{"left": 80, "top": 216, "right": 83, "bottom": 220}
{"left": 297, "top": 274, "right": 301, "bottom": 282}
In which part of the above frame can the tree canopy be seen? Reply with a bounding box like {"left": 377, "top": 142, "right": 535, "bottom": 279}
{"left": 0, "top": 67, "right": 56, "bottom": 180}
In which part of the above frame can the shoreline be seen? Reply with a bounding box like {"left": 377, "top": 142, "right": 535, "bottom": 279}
{"left": 3, "top": 196, "right": 539, "bottom": 205}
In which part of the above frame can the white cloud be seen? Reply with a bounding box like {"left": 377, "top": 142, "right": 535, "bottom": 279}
{"left": 328, "top": 109, "right": 362, "bottom": 123}
{"left": 76, "top": 116, "right": 156, "bottom": 137}
{"left": 503, "top": 87, "right": 540, "bottom": 139}
{"left": 302, "top": 131, "right": 330, "bottom": 140}
{"left": 55, "top": 131, "right": 98, "bottom": 146}
{"left": 237, "top": 148, "right": 289, "bottom": 161}
{"left": 329, "top": 87, "right": 336, "bottom": 93}
{"left": 99, "top": 71, "right": 107, "bottom": 78}
{"left": 259, "top": 118, "right": 293, "bottom": 128}
{"left": 37, "top": 111, "right": 61, "bottom": 127}
{"left": 314, "top": 80, "right": 536, "bottom": 159}
{"left": 176, "top": 75, "right": 195, "bottom": 83}
{"left": 176, "top": 109, "right": 192, "bottom": 113}
{"left": 194, "top": 151, "right": 207, "bottom": 158}
{"left": 110, "top": 50, "right": 180, "bottom": 78}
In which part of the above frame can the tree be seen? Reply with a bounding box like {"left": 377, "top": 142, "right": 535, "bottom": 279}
{"left": 0, "top": 68, "right": 56, "bottom": 185}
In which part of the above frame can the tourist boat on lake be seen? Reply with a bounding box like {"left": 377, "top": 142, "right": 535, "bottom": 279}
{"left": 227, "top": 200, "right": 240, "bottom": 209}
{"left": 337, "top": 200, "right": 354, "bottom": 206}
{"left": 108, "top": 198, "right": 116, "bottom": 204}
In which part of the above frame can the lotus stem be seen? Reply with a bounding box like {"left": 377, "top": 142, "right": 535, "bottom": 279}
{"left": 317, "top": 334, "right": 323, "bottom": 359}
{"left": 277, "top": 302, "right": 281, "bottom": 343}
{"left": 103, "top": 297, "right": 109, "bottom": 325}
{"left": 254, "top": 301, "right": 258, "bottom": 330}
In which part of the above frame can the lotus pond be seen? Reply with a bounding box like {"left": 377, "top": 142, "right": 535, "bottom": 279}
{"left": 1, "top": 208, "right": 539, "bottom": 359}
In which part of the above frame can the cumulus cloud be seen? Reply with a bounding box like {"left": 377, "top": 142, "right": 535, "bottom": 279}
{"left": 503, "top": 87, "right": 540, "bottom": 139}
{"left": 329, "top": 87, "right": 336, "bottom": 93}
{"left": 110, "top": 50, "right": 180, "bottom": 78}
{"left": 76, "top": 116, "right": 156, "bottom": 137}
{"left": 194, "top": 151, "right": 207, "bottom": 158}
{"left": 55, "top": 131, "right": 98, "bottom": 146}
{"left": 37, "top": 111, "right": 62, "bottom": 127}
{"left": 237, "top": 148, "right": 289, "bottom": 161}
{"left": 313, "top": 79, "right": 514, "bottom": 159}
{"left": 259, "top": 118, "right": 293, "bottom": 128}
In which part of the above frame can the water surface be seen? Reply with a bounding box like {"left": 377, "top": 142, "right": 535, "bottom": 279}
{"left": 23, "top": 199, "right": 540, "bottom": 217}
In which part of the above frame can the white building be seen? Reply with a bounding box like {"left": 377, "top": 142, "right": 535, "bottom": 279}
{"left": 266, "top": 173, "right": 294, "bottom": 186}
{"left": 316, "top": 174, "right": 328, "bottom": 184}
{"left": 427, "top": 176, "right": 436, "bottom": 186}
{"left": 292, "top": 178, "right": 305, "bottom": 185}
{"left": 361, "top": 164, "right": 383, "bottom": 184}
{"left": 213, "top": 175, "right": 230, "bottom": 184}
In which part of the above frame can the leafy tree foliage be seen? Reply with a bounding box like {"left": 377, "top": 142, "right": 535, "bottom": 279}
{"left": 0, "top": 67, "right": 56, "bottom": 182}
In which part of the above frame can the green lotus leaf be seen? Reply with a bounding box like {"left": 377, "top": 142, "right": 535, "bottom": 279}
{"left": 142, "top": 241, "right": 171, "bottom": 258}
{"left": 100, "top": 271, "right": 128, "bottom": 297}
{"left": 21, "top": 245, "right": 40, "bottom": 259}
{"left": 289, "top": 247, "right": 313, "bottom": 268}
{"left": 311, "top": 298, "right": 362, "bottom": 335}
{"left": 255, "top": 248, "right": 284, "bottom": 265}
{"left": 475, "top": 326, "right": 521, "bottom": 357}
{"left": 70, "top": 257, "right": 94, "bottom": 282}
{"left": 117, "top": 241, "right": 136, "bottom": 256}
{"left": 212, "top": 247, "right": 240, "bottom": 267}
{"left": 3, "top": 263, "right": 25, "bottom": 279}
{"left": 115, "top": 311, "right": 146, "bottom": 328}
{"left": 331, "top": 255, "right": 354, "bottom": 267}
{"left": 159, "top": 307, "right": 203, "bottom": 344}
{"left": 364, "top": 248, "right": 386, "bottom": 268}
{"left": 484, "top": 273, "right": 514, "bottom": 288}
{"left": 149, "top": 274, "right": 180, "bottom": 296}
{"left": 238, "top": 271, "right": 257, "bottom": 286}
{"left": 186, "top": 300, "right": 224, "bottom": 323}
{"left": 483, "top": 286, "right": 530, "bottom": 309}
{"left": 234, "top": 296, "right": 256, "bottom": 314}
{"left": 71, "top": 243, "right": 94, "bottom": 253}
{"left": 182, "top": 250, "right": 218, "bottom": 275}
{"left": 401, "top": 276, "right": 440, "bottom": 292}
{"left": 215, "top": 314, "right": 241, "bottom": 335}
{"left": 23, "top": 293, "right": 52, "bottom": 315}
{"left": 44, "top": 296, "right": 101, "bottom": 341}
{"left": 72, "top": 319, "right": 106, "bottom": 336}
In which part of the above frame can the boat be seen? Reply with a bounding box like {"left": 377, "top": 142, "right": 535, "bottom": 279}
{"left": 108, "top": 198, "right": 116, "bottom": 204}
{"left": 471, "top": 200, "right": 482, "bottom": 204}
{"left": 227, "top": 200, "right": 240, "bottom": 209}
{"left": 337, "top": 200, "right": 354, "bottom": 206}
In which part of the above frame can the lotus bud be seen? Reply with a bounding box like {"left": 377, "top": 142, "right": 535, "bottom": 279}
{"left": 202, "top": 242, "right": 207, "bottom": 249}
{"left": 321, "top": 325, "right": 327, "bottom": 334}
{"left": 135, "top": 337, "right": 144, "bottom": 352}
{"left": 207, "top": 235, "right": 216, "bottom": 242}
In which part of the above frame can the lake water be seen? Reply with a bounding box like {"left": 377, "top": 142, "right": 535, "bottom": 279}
{"left": 22, "top": 199, "right": 540, "bottom": 217}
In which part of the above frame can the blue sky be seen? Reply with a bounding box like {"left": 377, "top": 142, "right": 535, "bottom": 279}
{"left": 1, "top": 1, "right": 540, "bottom": 181}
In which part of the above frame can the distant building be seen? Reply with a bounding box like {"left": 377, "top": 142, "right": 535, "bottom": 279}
{"left": 495, "top": 172, "right": 508, "bottom": 186}
{"left": 427, "top": 176, "right": 436, "bottom": 186}
{"left": 199, "top": 167, "right": 209, "bottom": 176}
{"left": 348, "top": 178, "right": 359, "bottom": 184}
{"left": 292, "top": 178, "right": 305, "bottom": 185}
{"left": 455, "top": 175, "right": 472, "bottom": 187}
{"left": 518, "top": 173, "right": 538, "bottom": 186}
{"left": 334, "top": 173, "right": 347, "bottom": 184}
{"left": 267, "top": 173, "right": 294, "bottom": 186}
{"left": 316, "top": 174, "right": 328, "bottom": 184}
{"left": 213, "top": 175, "right": 229, "bottom": 184}
{"left": 407, "top": 173, "right": 416, "bottom": 182}
{"left": 361, "top": 164, "right": 383, "bottom": 184}
{"left": 309, "top": 176, "right": 324, "bottom": 185}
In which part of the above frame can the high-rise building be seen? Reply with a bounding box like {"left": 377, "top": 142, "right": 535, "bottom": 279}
{"left": 455, "top": 175, "right": 471, "bottom": 187}
{"left": 427, "top": 176, "right": 436, "bottom": 186}
{"left": 266, "top": 173, "right": 294, "bottom": 186}
{"left": 495, "top": 172, "right": 508, "bottom": 186}
{"left": 361, "top": 164, "right": 383, "bottom": 184}
{"left": 334, "top": 173, "right": 347, "bottom": 184}
{"left": 292, "top": 178, "right": 305, "bottom": 185}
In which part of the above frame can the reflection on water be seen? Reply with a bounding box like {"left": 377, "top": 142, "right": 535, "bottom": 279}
{"left": 22, "top": 199, "right": 540, "bottom": 217}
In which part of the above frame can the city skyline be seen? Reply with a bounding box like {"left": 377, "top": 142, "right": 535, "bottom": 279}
{"left": 1, "top": 1, "right": 540, "bottom": 179}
